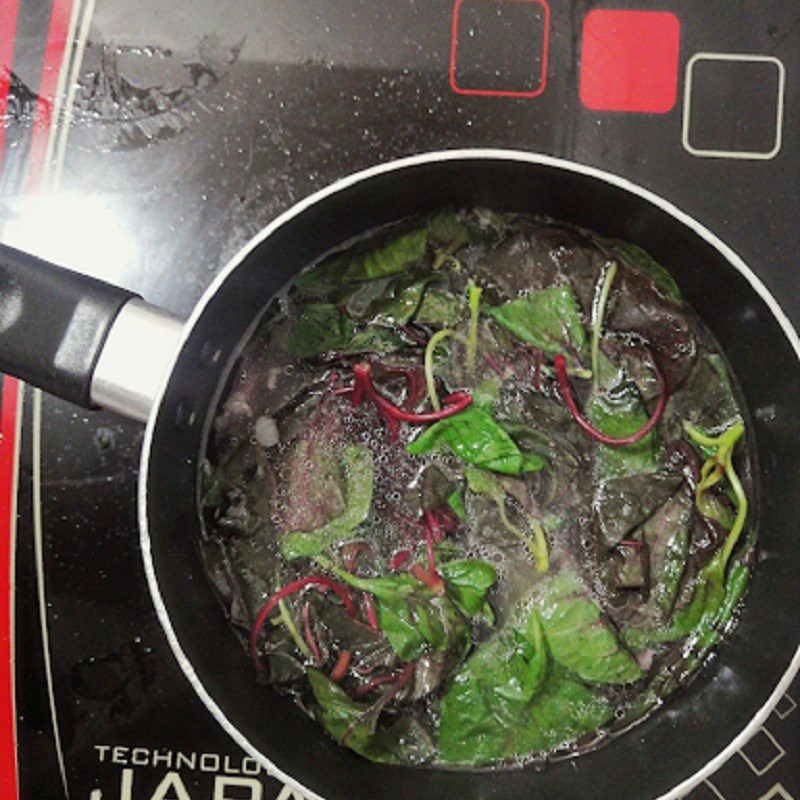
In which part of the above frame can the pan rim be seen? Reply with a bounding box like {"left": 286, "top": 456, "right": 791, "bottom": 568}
{"left": 138, "top": 147, "right": 800, "bottom": 800}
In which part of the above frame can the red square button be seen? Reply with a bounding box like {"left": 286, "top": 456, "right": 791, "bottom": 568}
{"left": 580, "top": 9, "right": 680, "bottom": 113}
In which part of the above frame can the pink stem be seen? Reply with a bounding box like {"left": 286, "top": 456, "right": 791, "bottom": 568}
{"left": 390, "top": 549, "right": 412, "bottom": 571}
{"left": 355, "top": 671, "right": 399, "bottom": 696}
{"left": 330, "top": 650, "right": 352, "bottom": 683}
{"left": 302, "top": 601, "right": 323, "bottom": 666}
{"left": 409, "top": 563, "right": 444, "bottom": 595}
{"left": 554, "top": 354, "right": 667, "bottom": 446}
{"left": 249, "top": 575, "right": 356, "bottom": 671}
{"left": 363, "top": 594, "right": 379, "bottom": 630}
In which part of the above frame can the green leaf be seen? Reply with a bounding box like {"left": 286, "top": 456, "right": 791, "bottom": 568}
{"left": 439, "top": 618, "right": 548, "bottom": 764}
{"left": 282, "top": 445, "right": 374, "bottom": 559}
{"left": 200, "top": 459, "right": 225, "bottom": 509}
{"left": 352, "top": 228, "right": 428, "bottom": 280}
{"left": 407, "top": 405, "right": 525, "bottom": 475}
{"left": 602, "top": 238, "right": 682, "bottom": 305}
{"left": 446, "top": 487, "right": 466, "bottom": 521}
{"left": 464, "top": 464, "right": 504, "bottom": 501}
{"left": 464, "top": 467, "right": 548, "bottom": 571}
{"left": 414, "top": 287, "right": 464, "bottom": 327}
{"left": 594, "top": 473, "right": 681, "bottom": 549}
{"left": 623, "top": 552, "right": 750, "bottom": 652}
{"left": 641, "top": 489, "right": 693, "bottom": 618}
{"left": 587, "top": 383, "right": 659, "bottom": 480}
{"left": 440, "top": 559, "right": 497, "bottom": 616}
{"left": 295, "top": 227, "right": 428, "bottom": 297}
{"left": 307, "top": 669, "right": 435, "bottom": 764}
{"left": 487, "top": 285, "right": 589, "bottom": 361}
{"left": 287, "top": 303, "right": 355, "bottom": 359}
{"left": 521, "top": 451, "right": 546, "bottom": 472}
{"left": 537, "top": 571, "right": 642, "bottom": 684}
{"left": 343, "top": 272, "right": 428, "bottom": 327}
{"left": 428, "top": 208, "right": 471, "bottom": 251}
{"left": 340, "top": 327, "right": 407, "bottom": 356}
{"left": 324, "top": 567, "right": 471, "bottom": 661}
{"left": 439, "top": 610, "right": 612, "bottom": 765}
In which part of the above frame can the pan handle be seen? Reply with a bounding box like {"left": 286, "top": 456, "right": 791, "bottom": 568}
{"left": 0, "top": 243, "right": 184, "bottom": 422}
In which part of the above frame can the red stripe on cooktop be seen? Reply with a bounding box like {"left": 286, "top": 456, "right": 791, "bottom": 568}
{"left": 0, "top": 3, "right": 21, "bottom": 797}
{"left": 2, "top": 0, "right": 78, "bottom": 795}
{"left": 0, "top": 0, "right": 20, "bottom": 159}
{"left": 0, "top": 379, "right": 20, "bottom": 800}
{"left": 25, "top": 0, "right": 74, "bottom": 191}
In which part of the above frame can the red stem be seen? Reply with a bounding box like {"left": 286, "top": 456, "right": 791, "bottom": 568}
{"left": 435, "top": 506, "right": 460, "bottom": 534}
{"left": 384, "top": 662, "right": 416, "bottom": 703}
{"left": 483, "top": 351, "right": 506, "bottom": 378}
{"left": 302, "top": 600, "right": 323, "bottom": 666}
{"left": 355, "top": 671, "right": 399, "bottom": 696}
{"left": 619, "top": 539, "right": 646, "bottom": 550}
{"left": 249, "top": 575, "right": 356, "bottom": 671}
{"left": 554, "top": 354, "right": 667, "bottom": 446}
{"left": 331, "top": 650, "right": 352, "bottom": 683}
{"left": 389, "top": 549, "right": 412, "bottom": 571}
{"left": 351, "top": 363, "right": 471, "bottom": 424}
{"left": 345, "top": 541, "right": 376, "bottom": 573}
{"left": 410, "top": 563, "right": 444, "bottom": 595}
{"left": 425, "top": 509, "right": 443, "bottom": 543}
{"left": 363, "top": 593, "right": 379, "bottom": 630}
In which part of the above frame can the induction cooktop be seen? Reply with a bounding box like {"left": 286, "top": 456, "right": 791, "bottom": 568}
{"left": 0, "top": 1, "right": 797, "bottom": 799}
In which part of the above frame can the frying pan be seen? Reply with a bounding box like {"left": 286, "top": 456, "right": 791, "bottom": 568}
{"left": 1, "top": 150, "right": 798, "bottom": 800}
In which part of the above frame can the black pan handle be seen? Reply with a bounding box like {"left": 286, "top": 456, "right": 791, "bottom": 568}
{"left": 0, "top": 243, "right": 139, "bottom": 407}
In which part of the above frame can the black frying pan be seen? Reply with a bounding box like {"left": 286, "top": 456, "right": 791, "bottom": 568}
{"left": 1, "top": 151, "right": 798, "bottom": 800}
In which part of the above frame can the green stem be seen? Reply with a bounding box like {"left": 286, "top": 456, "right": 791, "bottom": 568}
{"left": 272, "top": 569, "right": 312, "bottom": 659}
{"left": 530, "top": 520, "right": 550, "bottom": 573}
{"left": 591, "top": 262, "right": 617, "bottom": 389}
{"left": 721, "top": 453, "right": 747, "bottom": 567}
{"left": 496, "top": 499, "right": 549, "bottom": 572}
{"left": 466, "top": 282, "right": 482, "bottom": 378}
{"left": 424, "top": 328, "right": 454, "bottom": 411}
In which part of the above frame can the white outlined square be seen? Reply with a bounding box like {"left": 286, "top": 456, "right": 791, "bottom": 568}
{"left": 774, "top": 692, "right": 797, "bottom": 719}
{"left": 737, "top": 725, "right": 786, "bottom": 776}
{"left": 702, "top": 779, "right": 727, "bottom": 800}
{"left": 758, "top": 784, "right": 795, "bottom": 800}
{"left": 682, "top": 52, "right": 785, "bottom": 160}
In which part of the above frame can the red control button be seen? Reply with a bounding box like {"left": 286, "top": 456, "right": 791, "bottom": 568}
{"left": 579, "top": 9, "right": 680, "bottom": 113}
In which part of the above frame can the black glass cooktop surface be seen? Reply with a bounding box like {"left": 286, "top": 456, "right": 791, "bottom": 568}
{"left": 0, "top": 1, "right": 797, "bottom": 799}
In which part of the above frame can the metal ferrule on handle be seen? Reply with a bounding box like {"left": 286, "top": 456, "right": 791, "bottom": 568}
{"left": 0, "top": 243, "right": 183, "bottom": 422}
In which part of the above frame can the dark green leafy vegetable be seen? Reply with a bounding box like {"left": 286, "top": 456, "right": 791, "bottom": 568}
{"left": 320, "top": 561, "right": 472, "bottom": 661}
{"left": 487, "top": 285, "right": 589, "bottom": 362}
{"left": 439, "top": 609, "right": 612, "bottom": 764}
{"left": 203, "top": 207, "right": 753, "bottom": 769}
{"left": 288, "top": 303, "right": 355, "bottom": 359}
{"left": 623, "top": 422, "right": 748, "bottom": 650}
{"left": 601, "top": 239, "right": 682, "bottom": 305}
{"left": 465, "top": 467, "right": 549, "bottom": 571}
{"left": 282, "top": 445, "right": 374, "bottom": 559}
{"left": 307, "top": 669, "right": 435, "bottom": 764}
{"left": 407, "top": 404, "right": 528, "bottom": 475}
{"left": 414, "top": 287, "right": 464, "bottom": 327}
{"left": 594, "top": 474, "right": 681, "bottom": 548}
{"left": 587, "top": 382, "right": 659, "bottom": 479}
{"left": 642, "top": 488, "right": 692, "bottom": 617}
{"left": 440, "top": 559, "right": 496, "bottom": 616}
{"left": 536, "top": 571, "right": 642, "bottom": 684}
{"left": 281, "top": 410, "right": 347, "bottom": 533}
